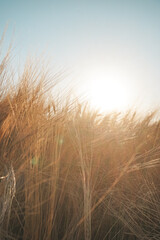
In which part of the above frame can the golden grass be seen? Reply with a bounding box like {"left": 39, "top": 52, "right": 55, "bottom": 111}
{"left": 0, "top": 45, "right": 160, "bottom": 240}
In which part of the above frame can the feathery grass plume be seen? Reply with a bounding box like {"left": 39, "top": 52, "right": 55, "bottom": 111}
{"left": 0, "top": 35, "right": 160, "bottom": 239}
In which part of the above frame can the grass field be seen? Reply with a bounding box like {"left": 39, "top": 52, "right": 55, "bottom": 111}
{"left": 0, "top": 46, "right": 160, "bottom": 240}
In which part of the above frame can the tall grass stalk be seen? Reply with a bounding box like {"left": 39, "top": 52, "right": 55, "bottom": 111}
{"left": 0, "top": 43, "right": 160, "bottom": 239}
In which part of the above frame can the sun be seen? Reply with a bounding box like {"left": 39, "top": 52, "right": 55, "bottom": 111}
{"left": 80, "top": 66, "right": 131, "bottom": 113}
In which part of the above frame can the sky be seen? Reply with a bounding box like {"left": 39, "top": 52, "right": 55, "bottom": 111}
{"left": 1, "top": 0, "right": 160, "bottom": 113}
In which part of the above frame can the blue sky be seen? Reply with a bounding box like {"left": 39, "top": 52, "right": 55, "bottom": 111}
{"left": 1, "top": 0, "right": 160, "bottom": 112}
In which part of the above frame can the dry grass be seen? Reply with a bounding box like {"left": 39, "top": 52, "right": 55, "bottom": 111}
{"left": 0, "top": 44, "right": 160, "bottom": 240}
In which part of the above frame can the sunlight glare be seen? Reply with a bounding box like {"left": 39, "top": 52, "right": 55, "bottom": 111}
{"left": 81, "top": 66, "right": 131, "bottom": 113}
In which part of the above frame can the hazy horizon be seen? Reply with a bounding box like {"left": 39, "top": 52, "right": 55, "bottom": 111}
{"left": 1, "top": 0, "right": 160, "bottom": 113}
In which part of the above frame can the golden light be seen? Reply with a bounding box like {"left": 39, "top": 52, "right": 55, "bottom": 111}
{"left": 80, "top": 66, "right": 131, "bottom": 113}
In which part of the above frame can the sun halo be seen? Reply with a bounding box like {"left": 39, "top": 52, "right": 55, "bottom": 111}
{"left": 81, "top": 68, "right": 130, "bottom": 113}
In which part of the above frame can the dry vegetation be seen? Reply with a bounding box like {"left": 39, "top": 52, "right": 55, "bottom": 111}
{"left": 0, "top": 44, "right": 160, "bottom": 240}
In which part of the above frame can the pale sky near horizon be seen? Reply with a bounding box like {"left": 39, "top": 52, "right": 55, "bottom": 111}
{"left": 1, "top": 0, "right": 160, "bottom": 113}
